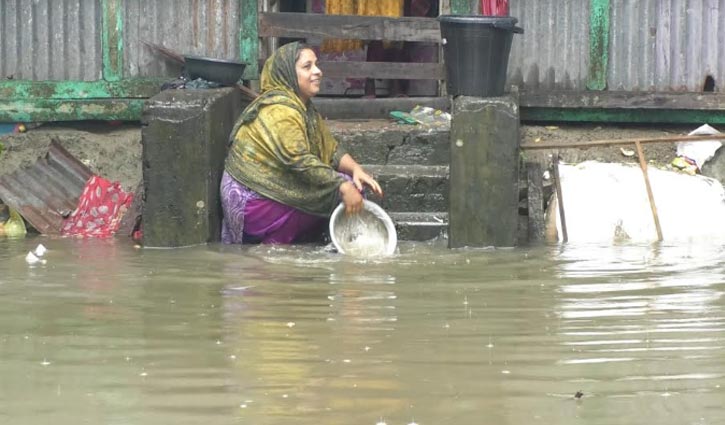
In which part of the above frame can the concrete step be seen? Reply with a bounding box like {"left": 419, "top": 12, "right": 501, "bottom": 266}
{"left": 390, "top": 212, "right": 448, "bottom": 241}
{"left": 316, "top": 97, "right": 449, "bottom": 120}
{"left": 326, "top": 119, "right": 451, "bottom": 241}
{"left": 328, "top": 120, "right": 449, "bottom": 166}
{"left": 363, "top": 164, "right": 449, "bottom": 213}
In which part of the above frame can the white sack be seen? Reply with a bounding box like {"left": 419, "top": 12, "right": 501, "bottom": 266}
{"left": 676, "top": 124, "right": 722, "bottom": 170}
{"left": 547, "top": 161, "right": 725, "bottom": 243}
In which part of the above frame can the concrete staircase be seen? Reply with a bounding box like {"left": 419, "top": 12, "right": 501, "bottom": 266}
{"left": 328, "top": 120, "right": 449, "bottom": 241}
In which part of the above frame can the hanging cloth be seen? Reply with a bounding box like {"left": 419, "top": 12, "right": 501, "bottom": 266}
{"left": 321, "top": 0, "right": 404, "bottom": 53}
{"left": 481, "top": 0, "right": 509, "bottom": 16}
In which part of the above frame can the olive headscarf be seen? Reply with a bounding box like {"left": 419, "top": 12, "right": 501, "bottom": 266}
{"left": 224, "top": 42, "right": 347, "bottom": 216}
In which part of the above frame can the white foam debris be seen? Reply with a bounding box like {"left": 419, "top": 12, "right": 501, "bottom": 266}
{"left": 33, "top": 244, "right": 47, "bottom": 257}
{"left": 25, "top": 251, "right": 46, "bottom": 265}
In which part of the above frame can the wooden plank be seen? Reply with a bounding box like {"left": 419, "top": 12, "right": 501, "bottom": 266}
{"left": 525, "top": 162, "right": 546, "bottom": 243}
{"left": 101, "top": 0, "right": 123, "bottom": 82}
{"left": 521, "top": 107, "right": 725, "bottom": 125}
{"left": 0, "top": 79, "right": 164, "bottom": 100}
{"left": 0, "top": 99, "right": 146, "bottom": 122}
{"left": 320, "top": 61, "right": 444, "bottom": 80}
{"left": 587, "top": 0, "right": 610, "bottom": 90}
{"left": 259, "top": 12, "right": 441, "bottom": 43}
{"left": 521, "top": 91, "right": 725, "bottom": 110}
{"left": 240, "top": 0, "right": 259, "bottom": 79}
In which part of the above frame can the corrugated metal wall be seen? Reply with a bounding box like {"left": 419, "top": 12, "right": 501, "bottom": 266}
{"left": 609, "top": 0, "right": 725, "bottom": 92}
{"left": 0, "top": 0, "right": 103, "bottom": 81}
{"left": 123, "top": 0, "right": 241, "bottom": 78}
{"left": 508, "top": 0, "right": 591, "bottom": 91}
{"left": 2, "top": 0, "right": 724, "bottom": 94}
{"left": 0, "top": 0, "right": 242, "bottom": 81}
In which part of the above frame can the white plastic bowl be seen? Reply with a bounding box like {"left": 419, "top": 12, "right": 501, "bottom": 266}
{"left": 329, "top": 200, "right": 397, "bottom": 256}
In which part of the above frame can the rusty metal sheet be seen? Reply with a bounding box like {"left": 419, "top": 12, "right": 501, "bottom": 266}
{"left": 0, "top": 141, "right": 92, "bottom": 235}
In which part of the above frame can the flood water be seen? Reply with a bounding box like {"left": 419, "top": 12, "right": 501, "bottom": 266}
{"left": 1, "top": 237, "right": 724, "bottom": 425}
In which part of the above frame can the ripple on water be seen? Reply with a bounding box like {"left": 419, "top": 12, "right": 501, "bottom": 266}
{"left": 2, "top": 237, "right": 725, "bottom": 424}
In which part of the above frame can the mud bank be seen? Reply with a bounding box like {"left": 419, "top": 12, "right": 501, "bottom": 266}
{"left": 0, "top": 122, "right": 142, "bottom": 191}
{"left": 0, "top": 120, "right": 716, "bottom": 193}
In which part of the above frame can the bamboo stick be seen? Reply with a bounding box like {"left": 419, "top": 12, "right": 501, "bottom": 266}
{"left": 235, "top": 83, "right": 260, "bottom": 99}
{"left": 520, "top": 133, "right": 725, "bottom": 150}
{"left": 634, "top": 141, "right": 663, "bottom": 241}
{"left": 523, "top": 130, "right": 723, "bottom": 242}
{"left": 141, "top": 40, "right": 259, "bottom": 99}
{"left": 552, "top": 153, "right": 568, "bottom": 243}
{"left": 141, "top": 41, "right": 185, "bottom": 64}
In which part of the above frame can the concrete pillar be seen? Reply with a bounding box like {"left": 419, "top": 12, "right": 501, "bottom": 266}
{"left": 141, "top": 88, "right": 246, "bottom": 247}
{"left": 448, "top": 96, "right": 520, "bottom": 248}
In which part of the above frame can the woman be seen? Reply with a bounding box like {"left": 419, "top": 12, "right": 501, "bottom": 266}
{"left": 221, "top": 42, "right": 383, "bottom": 244}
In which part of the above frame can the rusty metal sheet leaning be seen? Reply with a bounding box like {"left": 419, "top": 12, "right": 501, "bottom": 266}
{"left": 0, "top": 141, "right": 93, "bottom": 235}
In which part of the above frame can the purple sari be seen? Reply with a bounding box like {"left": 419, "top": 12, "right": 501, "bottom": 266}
{"left": 221, "top": 171, "right": 337, "bottom": 244}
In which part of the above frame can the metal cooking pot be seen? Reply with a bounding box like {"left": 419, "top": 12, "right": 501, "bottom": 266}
{"left": 183, "top": 55, "right": 246, "bottom": 85}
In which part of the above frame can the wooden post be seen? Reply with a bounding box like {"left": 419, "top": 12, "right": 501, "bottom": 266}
{"left": 551, "top": 154, "right": 568, "bottom": 243}
{"left": 525, "top": 161, "right": 545, "bottom": 243}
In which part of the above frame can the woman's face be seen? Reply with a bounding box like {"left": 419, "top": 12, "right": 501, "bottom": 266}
{"left": 295, "top": 48, "right": 322, "bottom": 102}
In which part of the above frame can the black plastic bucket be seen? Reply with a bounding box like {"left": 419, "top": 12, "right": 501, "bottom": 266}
{"left": 438, "top": 15, "right": 523, "bottom": 97}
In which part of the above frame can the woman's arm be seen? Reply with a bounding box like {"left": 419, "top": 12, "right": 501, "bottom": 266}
{"left": 336, "top": 154, "right": 383, "bottom": 215}
{"left": 337, "top": 153, "right": 383, "bottom": 196}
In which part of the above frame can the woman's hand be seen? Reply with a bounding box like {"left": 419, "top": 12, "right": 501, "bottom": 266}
{"left": 338, "top": 154, "right": 384, "bottom": 197}
{"left": 339, "top": 181, "right": 364, "bottom": 215}
{"left": 352, "top": 167, "right": 383, "bottom": 197}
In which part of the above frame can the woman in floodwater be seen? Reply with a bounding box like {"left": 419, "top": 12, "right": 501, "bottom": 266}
{"left": 221, "top": 42, "right": 383, "bottom": 244}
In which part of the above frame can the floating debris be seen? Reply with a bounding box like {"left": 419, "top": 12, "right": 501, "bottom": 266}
{"left": 620, "top": 147, "right": 635, "bottom": 157}
{"left": 33, "top": 243, "right": 47, "bottom": 257}
{"left": 25, "top": 251, "right": 46, "bottom": 265}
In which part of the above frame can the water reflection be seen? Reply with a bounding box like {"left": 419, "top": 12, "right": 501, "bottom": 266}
{"left": 544, "top": 242, "right": 725, "bottom": 424}
{"left": 220, "top": 246, "right": 405, "bottom": 424}
{"left": 1, "top": 237, "right": 725, "bottom": 424}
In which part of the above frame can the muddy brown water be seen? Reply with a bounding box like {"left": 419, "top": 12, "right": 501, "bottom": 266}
{"left": 1, "top": 237, "right": 724, "bottom": 425}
